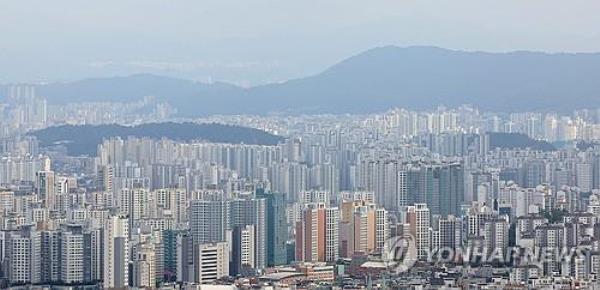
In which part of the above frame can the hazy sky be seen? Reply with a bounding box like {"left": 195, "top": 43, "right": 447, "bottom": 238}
{"left": 1, "top": 0, "right": 599, "bottom": 85}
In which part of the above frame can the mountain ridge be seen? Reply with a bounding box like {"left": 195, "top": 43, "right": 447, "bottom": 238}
{"left": 3, "top": 46, "right": 600, "bottom": 115}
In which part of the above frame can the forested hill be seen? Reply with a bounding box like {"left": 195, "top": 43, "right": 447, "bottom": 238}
{"left": 488, "top": 132, "right": 555, "bottom": 151}
{"left": 30, "top": 122, "right": 283, "bottom": 156}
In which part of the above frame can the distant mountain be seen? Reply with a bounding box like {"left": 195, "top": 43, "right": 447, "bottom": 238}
{"left": 4, "top": 46, "right": 600, "bottom": 115}
{"left": 37, "top": 74, "right": 246, "bottom": 117}
{"left": 251, "top": 46, "right": 600, "bottom": 113}
{"left": 30, "top": 122, "right": 283, "bottom": 156}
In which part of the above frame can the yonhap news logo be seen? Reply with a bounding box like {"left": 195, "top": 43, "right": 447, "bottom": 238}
{"left": 382, "top": 234, "right": 418, "bottom": 274}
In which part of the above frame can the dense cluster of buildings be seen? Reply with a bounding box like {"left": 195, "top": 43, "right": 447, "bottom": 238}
{"left": 0, "top": 86, "right": 175, "bottom": 136}
{"left": 5, "top": 89, "right": 600, "bottom": 288}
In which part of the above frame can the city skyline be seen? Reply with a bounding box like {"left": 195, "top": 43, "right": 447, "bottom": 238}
{"left": 3, "top": 1, "right": 600, "bottom": 289}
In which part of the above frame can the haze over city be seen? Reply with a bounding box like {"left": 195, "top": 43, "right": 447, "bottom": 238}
{"left": 2, "top": 1, "right": 600, "bottom": 290}
{"left": 2, "top": 0, "right": 600, "bottom": 84}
